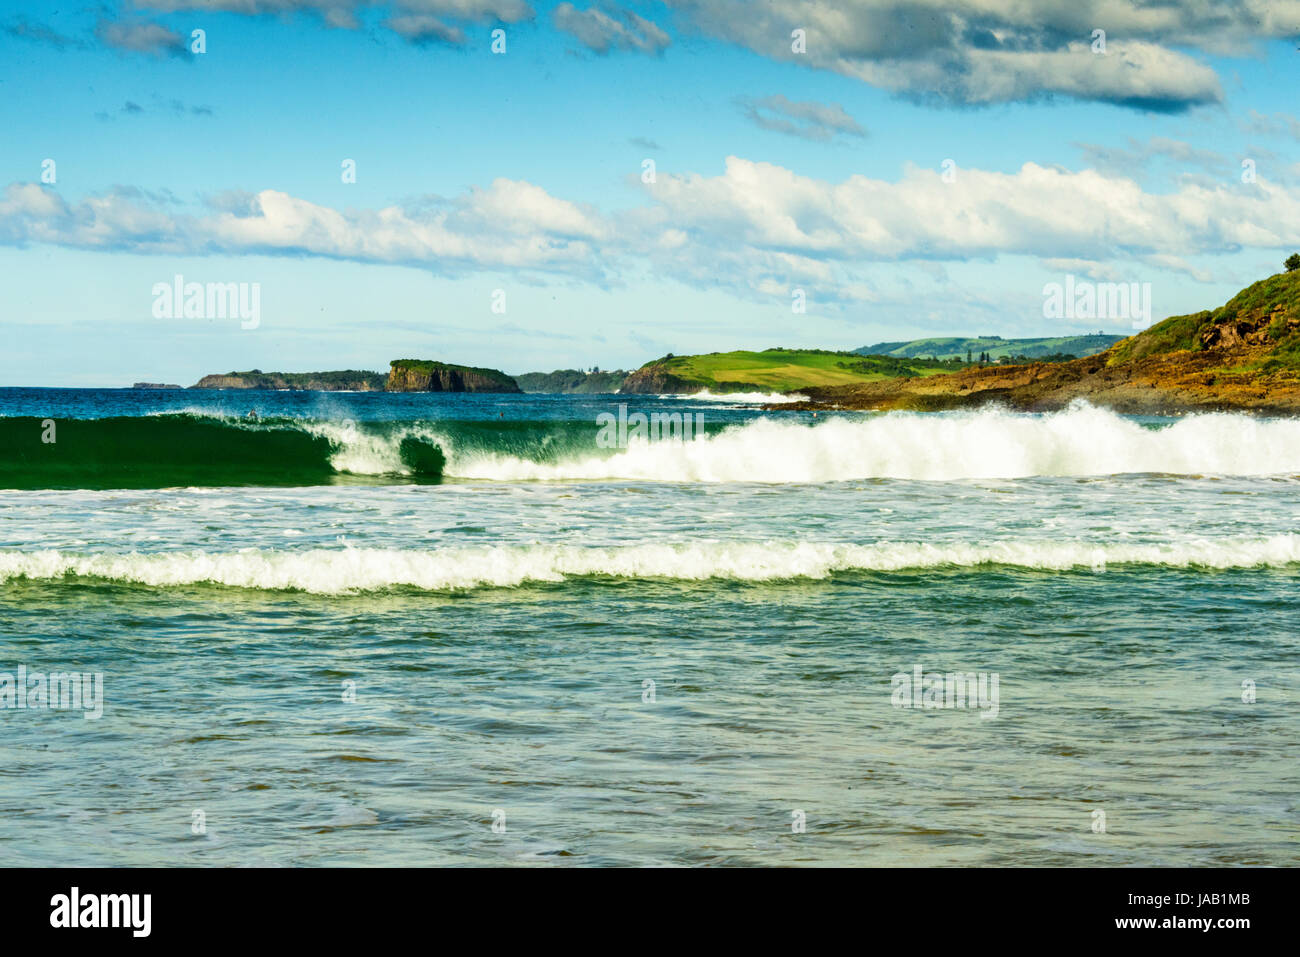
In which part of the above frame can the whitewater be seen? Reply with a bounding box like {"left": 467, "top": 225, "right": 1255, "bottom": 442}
{"left": 438, "top": 403, "right": 1300, "bottom": 482}
{"left": 280, "top": 403, "right": 1300, "bottom": 482}
{"left": 5, "top": 536, "right": 1300, "bottom": 594}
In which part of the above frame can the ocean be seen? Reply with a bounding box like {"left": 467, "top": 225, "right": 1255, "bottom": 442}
{"left": 1, "top": 388, "right": 1297, "bottom": 866}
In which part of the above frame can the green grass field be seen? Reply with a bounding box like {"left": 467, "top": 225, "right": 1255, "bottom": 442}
{"left": 647, "top": 349, "right": 958, "bottom": 392}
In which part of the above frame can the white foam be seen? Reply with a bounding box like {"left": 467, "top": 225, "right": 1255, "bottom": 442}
{"left": 3, "top": 535, "right": 1298, "bottom": 594}
{"left": 445, "top": 402, "right": 1300, "bottom": 482}
{"left": 299, "top": 420, "right": 451, "bottom": 476}
{"left": 665, "top": 390, "right": 808, "bottom": 404}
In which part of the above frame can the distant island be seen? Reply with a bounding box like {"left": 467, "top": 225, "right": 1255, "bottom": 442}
{"left": 132, "top": 382, "right": 183, "bottom": 390}
{"left": 186, "top": 362, "right": 521, "bottom": 393}
{"left": 386, "top": 360, "right": 520, "bottom": 393}
{"left": 191, "top": 370, "right": 387, "bottom": 391}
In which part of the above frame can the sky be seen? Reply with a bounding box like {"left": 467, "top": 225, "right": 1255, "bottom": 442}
{"left": 2, "top": 0, "right": 1300, "bottom": 386}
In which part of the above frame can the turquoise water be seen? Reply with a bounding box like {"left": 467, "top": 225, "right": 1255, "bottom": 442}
{"left": 1, "top": 389, "right": 1298, "bottom": 865}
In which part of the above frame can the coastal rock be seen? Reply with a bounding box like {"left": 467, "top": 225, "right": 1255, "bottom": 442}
{"left": 619, "top": 359, "right": 700, "bottom": 394}
{"left": 385, "top": 360, "right": 521, "bottom": 393}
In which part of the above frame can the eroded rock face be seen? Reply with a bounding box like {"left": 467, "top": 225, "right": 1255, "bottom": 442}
{"left": 384, "top": 362, "right": 521, "bottom": 393}
{"left": 618, "top": 363, "right": 699, "bottom": 394}
{"left": 1198, "top": 308, "right": 1297, "bottom": 351}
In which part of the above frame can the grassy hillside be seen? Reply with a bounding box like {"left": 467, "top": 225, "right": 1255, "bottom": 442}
{"left": 1107, "top": 270, "right": 1300, "bottom": 372}
{"left": 789, "top": 269, "right": 1300, "bottom": 415}
{"left": 626, "top": 348, "right": 961, "bottom": 393}
{"left": 857, "top": 334, "right": 1122, "bottom": 361}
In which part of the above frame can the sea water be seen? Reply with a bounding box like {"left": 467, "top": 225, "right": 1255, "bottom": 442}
{"left": 0, "top": 388, "right": 1297, "bottom": 865}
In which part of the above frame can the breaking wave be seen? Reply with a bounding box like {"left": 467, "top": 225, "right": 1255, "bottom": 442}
{"left": 447, "top": 403, "right": 1300, "bottom": 482}
{"left": 3, "top": 535, "right": 1299, "bottom": 594}
{"left": 3, "top": 403, "right": 1300, "bottom": 489}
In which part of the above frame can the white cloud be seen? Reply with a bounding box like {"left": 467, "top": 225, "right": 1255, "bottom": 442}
{"left": 553, "top": 3, "right": 670, "bottom": 55}
{"left": 0, "top": 180, "right": 607, "bottom": 279}
{"left": 1074, "top": 136, "right": 1235, "bottom": 180}
{"left": 662, "top": 0, "right": 1300, "bottom": 109}
{"left": 95, "top": 18, "right": 187, "bottom": 56}
{"left": 136, "top": 1, "right": 535, "bottom": 40}
{"left": 140, "top": 0, "right": 531, "bottom": 16}
{"left": 383, "top": 14, "right": 466, "bottom": 45}
{"left": 840, "top": 41, "right": 1222, "bottom": 111}
{"left": 1242, "top": 110, "right": 1300, "bottom": 141}
{"left": 121, "top": 0, "right": 1299, "bottom": 107}
{"left": 738, "top": 94, "right": 866, "bottom": 142}
{"left": 5, "top": 158, "right": 1300, "bottom": 301}
{"left": 640, "top": 157, "right": 1300, "bottom": 263}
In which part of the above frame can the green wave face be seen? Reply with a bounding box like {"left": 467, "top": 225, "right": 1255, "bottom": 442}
{"left": 0, "top": 414, "right": 673, "bottom": 489}
{"left": 0, "top": 415, "right": 447, "bottom": 489}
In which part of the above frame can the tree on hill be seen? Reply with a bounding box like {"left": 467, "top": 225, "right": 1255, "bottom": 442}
{"left": 1286, "top": 253, "right": 1300, "bottom": 272}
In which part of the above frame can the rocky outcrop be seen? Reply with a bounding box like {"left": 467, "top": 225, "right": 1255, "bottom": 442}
{"left": 132, "top": 382, "right": 183, "bottom": 390}
{"left": 385, "top": 360, "right": 521, "bottom": 393}
{"left": 186, "top": 363, "right": 520, "bottom": 392}
{"left": 619, "top": 360, "right": 701, "bottom": 394}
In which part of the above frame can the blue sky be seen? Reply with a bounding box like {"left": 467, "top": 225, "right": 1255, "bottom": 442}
{"left": 2, "top": 1, "right": 1300, "bottom": 386}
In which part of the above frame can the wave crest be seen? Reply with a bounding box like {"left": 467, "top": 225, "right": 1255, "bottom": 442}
{"left": 446, "top": 403, "right": 1300, "bottom": 482}
{"left": 4, "top": 535, "right": 1298, "bottom": 594}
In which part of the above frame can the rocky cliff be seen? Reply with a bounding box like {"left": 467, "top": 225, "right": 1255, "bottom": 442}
{"left": 619, "top": 360, "right": 704, "bottom": 394}
{"left": 385, "top": 360, "right": 521, "bottom": 393}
